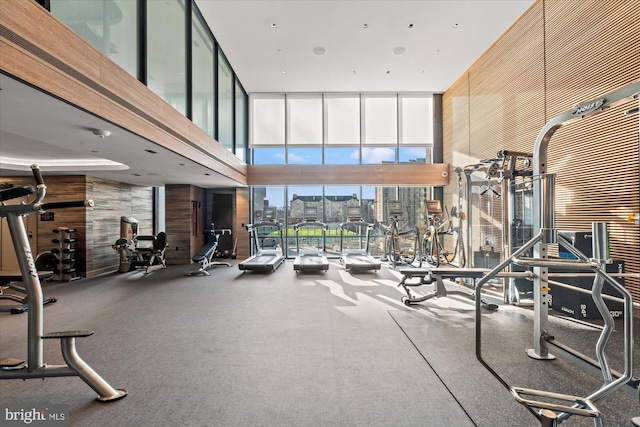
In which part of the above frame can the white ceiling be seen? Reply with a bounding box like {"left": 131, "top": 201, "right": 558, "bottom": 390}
{"left": 0, "top": 0, "right": 534, "bottom": 188}
{"left": 196, "top": 0, "right": 535, "bottom": 93}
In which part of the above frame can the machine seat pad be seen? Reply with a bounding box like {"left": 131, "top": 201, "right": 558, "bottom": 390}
{"left": 0, "top": 358, "right": 25, "bottom": 367}
{"left": 193, "top": 242, "right": 217, "bottom": 262}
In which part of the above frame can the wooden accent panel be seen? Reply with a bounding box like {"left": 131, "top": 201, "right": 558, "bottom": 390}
{"left": 247, "top": 164, "right": 450, "bottom": 186}
{"left": 190, "top": 186, "right": 205, "bottom": 260}
{"left": 165, "top": 184, "right": 201, "bottom": 265}
{"left": 235, "top": 188, "right": 250, "bottom": 259}
{"left": 443, "top": 0, "right": 640, "bottom": 302}
{"left": 0, "top": 0, "right": 247, "bottom": 184}
{"left": 545, "top": 0, "right": 640, "bottom": 300}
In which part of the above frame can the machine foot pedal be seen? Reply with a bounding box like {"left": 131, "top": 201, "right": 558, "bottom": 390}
{"left": 42, "top": 330, "right": 94, "bottom": 339}
{"left": 0, "top": 358, "right": 26, "bottom": 370}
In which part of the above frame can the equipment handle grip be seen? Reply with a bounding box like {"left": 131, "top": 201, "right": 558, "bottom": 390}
{"left": 30, "top": 164, "right": 44, "bottom": 186}
{"left": 41, "top": 200, "right": 94, "bottom": 210}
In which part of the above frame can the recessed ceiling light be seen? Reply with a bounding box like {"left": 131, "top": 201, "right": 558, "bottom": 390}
{"left": 408, "top": 24, "right": 414, "bottom": 29}
{"left": 271, "top": 23, "right": 277, "bottom": 28}
{"left": 204, "top": 173, "right": 211, "bottom": 176}
{"left": 392, "top": 46, "right": 407, "bottom": 56}
{"left": 282, "top": 71, "right": 288, "bottom": 74}
{"left": 145, "top": 149, "right": 158, "bottom": 154}
{"left": 179, "top": 163, "right": 188, "bottom": 166}
{"left": 453, "top": 23, "right": 460, "bottom": 28}
{"left": 362, "top": 23, "right": 368, "bottom": 29}
{"left": 386, "top": 70, "right": 391, "bottom": 74}
{"left": 312, "top": 46, "right": 327, "bottom": 56}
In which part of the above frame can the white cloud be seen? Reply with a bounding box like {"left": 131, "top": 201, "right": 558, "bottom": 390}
{"left": 362, "top": 147, "right": 395, "bottom": 164}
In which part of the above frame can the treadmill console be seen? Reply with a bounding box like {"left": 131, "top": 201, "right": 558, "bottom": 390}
{"left": 346, "top": 206, "right": 363, "bottom": 222}
{"left": 388, "top": 200, "right": 404, "bottom": 217}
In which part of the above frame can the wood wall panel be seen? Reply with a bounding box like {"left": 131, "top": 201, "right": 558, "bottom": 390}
{"left": 443, "top": 0, "right": 640, "bottom": 304}
{"left": 235, "top": 188, "right": 250, "bottom": 259}
{"left": 247, "top": 164, "right": 450, "bottom": 186}
{"left": 545, "top": 0, "right": 640, "bottom": 117}
{"left": 165, "top": 184, "right": 200, "bottom": 265}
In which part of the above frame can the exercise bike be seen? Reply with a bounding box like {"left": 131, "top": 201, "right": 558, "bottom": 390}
{"left": 0, "top": 164, "right": 126, "bottom": 402}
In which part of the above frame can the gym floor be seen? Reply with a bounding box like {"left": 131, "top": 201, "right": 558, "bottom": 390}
{"left": 0, "top": 260, "right": 638, "bottom": 426}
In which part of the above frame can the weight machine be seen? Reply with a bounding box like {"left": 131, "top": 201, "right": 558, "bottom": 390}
{"left": 475, "top": 81, "right": 639, "bottom": 426}
{"left": 459, "top": 150, "right": 534, "bottom": 301}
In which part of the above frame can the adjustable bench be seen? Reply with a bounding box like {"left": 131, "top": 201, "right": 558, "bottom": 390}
{"left": 188, "top": 241, "right": 231, "bottom": 276}
{"left": 396, "top": 266, "right": 533, "bottom": 309}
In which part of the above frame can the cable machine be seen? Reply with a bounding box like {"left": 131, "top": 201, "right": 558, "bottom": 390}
{"left": 475, "top": 81, "right": 639, "bottom": 426}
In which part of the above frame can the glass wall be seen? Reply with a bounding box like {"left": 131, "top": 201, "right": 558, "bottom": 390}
{"left": 217, "top": 49, "right": 234, "bottom": 151}
{"left": 51, "top": 0, "right": 139, "bottom": 78}
{"left": 235, "top": 80, "right": 248, "bottom": 161}
{"left": 52, "top": 0, "right": 249, "bottom": 160}
{"left": 250, "top": 185, "right": 430, "bottom": 259}
{"left": 146, "top": 0, "right": 186, "bottom": 116}
{"left": 191, "top": 8, "right": 215, "bottom": 138}
{"left": 287, "top": 186, "right": 323, "bottom": 257}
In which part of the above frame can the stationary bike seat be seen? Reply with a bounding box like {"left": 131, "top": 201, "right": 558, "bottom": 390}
{"left": 0, "top": 185, "right": 35, "bottom": 202}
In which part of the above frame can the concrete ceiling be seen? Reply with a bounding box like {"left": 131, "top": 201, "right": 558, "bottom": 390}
{"left": 0, "top": 0, "right": 534, "bottom": 188}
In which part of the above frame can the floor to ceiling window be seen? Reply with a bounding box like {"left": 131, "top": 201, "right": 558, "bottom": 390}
{"left": 147, "top": 0, "right": 187, "bottom": 116}
{"left": 191, "top": 7, "right": 215, "bottom": 138}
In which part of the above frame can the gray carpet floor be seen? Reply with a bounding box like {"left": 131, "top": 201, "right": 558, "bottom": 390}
{"left": 1, "top": 260, "right": 638, "bottom": 426}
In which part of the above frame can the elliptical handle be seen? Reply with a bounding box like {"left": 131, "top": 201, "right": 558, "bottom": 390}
{"left": 30, "top": 164, "right": 45, "bottom": 186}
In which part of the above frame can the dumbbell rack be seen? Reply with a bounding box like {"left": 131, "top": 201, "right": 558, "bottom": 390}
{"left": 51, "top": 227, "right": 81, "bottom": 282}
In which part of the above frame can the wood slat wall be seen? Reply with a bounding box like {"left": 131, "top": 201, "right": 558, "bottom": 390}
{"left": 544, "top": 0, "right": 640, "bottom": 301}
{"left": 443, "top": 0, "right": 640, "bottom": 304}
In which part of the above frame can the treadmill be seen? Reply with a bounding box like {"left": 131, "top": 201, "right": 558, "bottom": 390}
{"left": 339, "top": 206, "right": 381, "bottom": 272}
{"left": 293, "top": 209, "right": 329, "bottom": 272}
{"left": 238, "top": 207, "right": 285, "bottom": 272}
